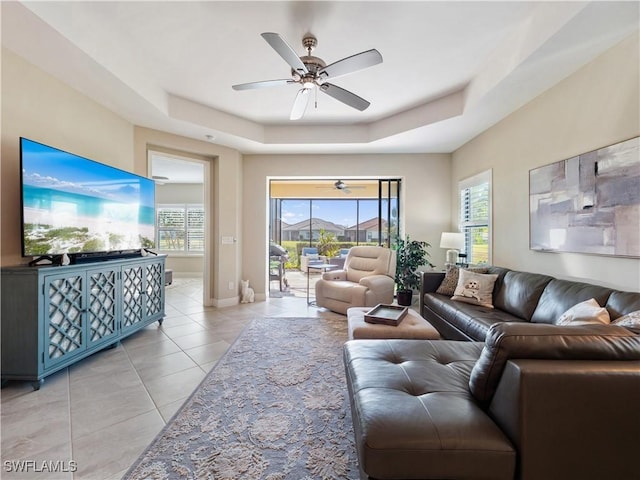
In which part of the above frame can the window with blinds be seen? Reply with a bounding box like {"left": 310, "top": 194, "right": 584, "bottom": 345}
{"left": 157, "top": 204, "right": 204, "bottom": 254}
{"left": 459, "top": 170, "right": 491, "bottom": 265}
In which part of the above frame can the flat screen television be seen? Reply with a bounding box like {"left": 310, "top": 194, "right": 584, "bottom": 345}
{"left": 20, "top": 137, "right": 156, "bottom": 261}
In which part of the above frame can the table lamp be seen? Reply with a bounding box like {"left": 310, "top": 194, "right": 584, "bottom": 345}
{"left": 440, "top": 232, "right": 464, "bottom": 265}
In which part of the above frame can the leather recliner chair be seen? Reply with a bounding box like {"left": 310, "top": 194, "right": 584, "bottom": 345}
{"left": 314, "top": 246, "right": 396, "bottom": 315}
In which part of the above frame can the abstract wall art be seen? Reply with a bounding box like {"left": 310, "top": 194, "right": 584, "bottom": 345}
{"left": 529, "top": 136, "right": 639, "bottom": 258}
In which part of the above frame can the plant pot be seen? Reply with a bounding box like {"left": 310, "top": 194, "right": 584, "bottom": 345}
{"left": 396, "top": 289, "right": 413, "bottom": 306}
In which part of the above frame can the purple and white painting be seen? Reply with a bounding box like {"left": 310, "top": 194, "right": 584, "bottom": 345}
{"left": 530, "top": 137, "right": 639, "bottom": 258}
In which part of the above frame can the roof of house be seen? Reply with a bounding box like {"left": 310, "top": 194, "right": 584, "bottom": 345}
{"left": 281, "top": 217, "right": 346, "bottom": 232}
{"left": 346, "top": 217, "right": 388, "bottom": 230}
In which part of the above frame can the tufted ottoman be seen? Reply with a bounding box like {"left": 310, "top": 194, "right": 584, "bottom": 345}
{"left": 347, "top": 306, "right": 440, "bottom": 340}
{"left": 343, "top": 339, "right": 515, "bottom": 480}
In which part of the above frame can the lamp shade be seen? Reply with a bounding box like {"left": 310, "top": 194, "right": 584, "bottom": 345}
{"left": 440, "top": 232, "right": 464, "bottom": 250}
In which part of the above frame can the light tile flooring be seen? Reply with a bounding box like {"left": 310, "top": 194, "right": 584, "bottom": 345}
{"left": 1, "top": 274, "right": 344, "bottom": 480}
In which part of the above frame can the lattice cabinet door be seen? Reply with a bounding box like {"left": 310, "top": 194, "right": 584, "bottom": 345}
{"left": 86, "top": 267, "right": 120, "bottom": 349}
{"left": 122, "top": 264, "right": 145, "bottom": 335}
{"left": 43, "top": 272, "right": 87, "bottom": 369}
{"left": 144, "top": 260, "right": 164, "bottom": 322}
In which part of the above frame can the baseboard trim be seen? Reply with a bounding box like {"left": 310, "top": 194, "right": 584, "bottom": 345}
{"left": 212, "top": 296, "right": 239, "bottom": 308}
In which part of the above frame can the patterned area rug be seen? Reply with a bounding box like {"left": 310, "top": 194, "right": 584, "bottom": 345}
{"left": 124, "top": 317, "right": 359, "bottom": 480}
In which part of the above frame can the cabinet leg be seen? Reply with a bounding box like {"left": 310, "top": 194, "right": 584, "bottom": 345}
{"left": 1, "top": 379, "right": 8, "bottom": 389}
{"left": 158, "top": 317, "right": 164, "bottom": 326}
{"left": 31, "top": 379, "right": 44, "bottom": 391}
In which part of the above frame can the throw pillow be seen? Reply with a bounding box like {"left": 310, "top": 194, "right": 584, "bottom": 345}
{"left": 611, "top": 310, "right": 640, "bottom": 330}
{"left": 451, "top": 269, "right": 498, "bottom": 308}
{"left": 555, "top": 298, "right": 611, "bottom": 326}
{"left": 436, "top": 264, "right": 488, "bottom": 295}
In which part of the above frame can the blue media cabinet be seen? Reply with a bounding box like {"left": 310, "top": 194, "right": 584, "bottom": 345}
{"left": 1, "top": 255, "right": 166, "bottom": 389}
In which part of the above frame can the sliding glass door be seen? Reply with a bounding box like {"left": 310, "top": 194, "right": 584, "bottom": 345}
{"left": 268, "top": 178, "right": 402, "bottom": 297}
{"left": 378, "top": 179, "right": 400, "bottom": 247}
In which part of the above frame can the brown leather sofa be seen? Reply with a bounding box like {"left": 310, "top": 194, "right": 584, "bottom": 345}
{"left": 344, "top": 268, "right": 640, "bottom": 480}
{"left": 420, "top": 266, "right": 640, "bottom": 341}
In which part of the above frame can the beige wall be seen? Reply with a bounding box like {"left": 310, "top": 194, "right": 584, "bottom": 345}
{"left": 157, "top": 183, "right": 203, "bottom": 204}
{"left": 1, "top": 48, "right": 135, "bottom": 266}
{"left": 452, "top": 33, "right": 640, "bottom": 291}
{"left": 242, "top": 154, "right": 452, "bottom": 295}
{"left": 164, "top": 256, "right": 204, "bottom": 275}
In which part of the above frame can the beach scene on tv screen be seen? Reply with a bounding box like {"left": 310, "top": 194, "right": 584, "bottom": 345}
{"left": 22, "top": 140, "right": 155, "bottom": 256}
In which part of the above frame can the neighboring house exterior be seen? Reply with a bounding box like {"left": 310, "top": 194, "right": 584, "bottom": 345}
{"left": 345, "top": 217, "right": 389, "bottom": 243}
{"left": 281, "top": 217, "right": 346, "bottom": 241}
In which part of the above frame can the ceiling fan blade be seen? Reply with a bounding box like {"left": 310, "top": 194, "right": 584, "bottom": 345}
{"left": 232, "top": 79, "right": 294, "bottom": 91}
{"left": 318, "top": 49, "right": 382, "bottom": 80}
{"left": 290, "top": 88, "right": 311, "bottom": 120}
{"left": 261, "top": 32, "right": 309, "bottom": 75}
{"left": 319, "top": 83, "right": 370, "bottom": 111}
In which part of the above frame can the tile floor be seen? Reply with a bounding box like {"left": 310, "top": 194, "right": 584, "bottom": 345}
{"left": 1, "top": 274, "right": 344, "bottom": 480}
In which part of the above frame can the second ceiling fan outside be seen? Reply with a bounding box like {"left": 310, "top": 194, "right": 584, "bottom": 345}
{"left": 316, "top": 180, "right": 368, "bottom": 195}
{"left": 232, "top": 32, "right": 383, "bottom": 120}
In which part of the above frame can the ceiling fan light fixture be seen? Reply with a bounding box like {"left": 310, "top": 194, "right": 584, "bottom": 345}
{"left": 301, "top": 73, "right": 316, "bottom": 89}
{"left": 233, "top": 32, "right": 383, "bottom": 120}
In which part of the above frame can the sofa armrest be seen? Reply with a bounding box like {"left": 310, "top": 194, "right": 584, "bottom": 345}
{"left": 469, "top": 322, "right": 640, "bottom": 405}
{"left": 420, "top": 272, "right": 445, "bottom": 313}
{"left": 359, "top": 274, "right": 394, "bottom": 297}
{"left": 489, "top": 359, "right": 640, "bottom": 480}
{"left": 322, "top": 270, "right": 347, "bottom": 281}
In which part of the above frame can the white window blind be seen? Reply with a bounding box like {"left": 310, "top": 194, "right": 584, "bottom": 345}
{"left": 459, "top": 170, "right": 491, "bottom": 265}
{"left": 157, "top": 204, "right": 204, "bottom": 254}
{"left": 186, "top": 207, "right": 204, "bottom": 251}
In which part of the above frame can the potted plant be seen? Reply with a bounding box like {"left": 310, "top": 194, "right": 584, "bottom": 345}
{"left": 394, "top": 235, "right": 435, "bottom": 306}
{"left": 316, "top": 229, "right": 340, "bottom": 260}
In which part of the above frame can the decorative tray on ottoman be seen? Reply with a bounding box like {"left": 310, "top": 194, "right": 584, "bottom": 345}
{"left": 364, "top": 304, "right": 408, "bottom": 326}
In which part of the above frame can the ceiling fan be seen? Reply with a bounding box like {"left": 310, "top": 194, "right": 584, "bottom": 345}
{"left": 232, "top": 32, "right": 383, "bottom": 120}
{"left": 317, "top": 180, "right": 367, "bottom": 194}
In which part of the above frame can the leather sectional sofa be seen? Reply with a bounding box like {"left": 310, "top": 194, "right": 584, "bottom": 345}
{"left": 344, "top": 267, "right": 640, "bottom": 479}
{"left": 419, "top": 266, "right": 640, "bottom": 341}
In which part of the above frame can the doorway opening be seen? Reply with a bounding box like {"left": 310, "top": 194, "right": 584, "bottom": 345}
{"left": 268, "top": 178, "right": 401, "bottom": 298}
{"left": 149, "top": 149, "right": 211, "bottom": 305}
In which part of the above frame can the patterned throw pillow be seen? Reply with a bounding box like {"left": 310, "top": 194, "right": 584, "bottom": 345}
{"left": 611, "top": 310, "right": 640, "bottom": 330}
{"left": 451, "top": 269, "right": 499, "bottom": 308}
{"left": 555, "top": 298, "right": 611, "bottom": 326}
{"left": 436, "top": 265, "right": 489, "bottom": 296}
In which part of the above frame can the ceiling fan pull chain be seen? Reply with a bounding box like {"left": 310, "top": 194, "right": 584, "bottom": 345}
{"left": 315, "top": 87, "right": 318, "bottom": 109}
